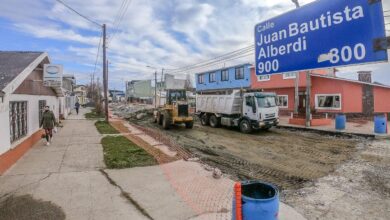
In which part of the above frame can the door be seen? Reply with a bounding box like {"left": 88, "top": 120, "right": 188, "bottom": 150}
{"left": 244, "top": 96, "right": 257, "bottom": 121}
{"left": 298, "top": 94, "right": 306, "bottom": 113}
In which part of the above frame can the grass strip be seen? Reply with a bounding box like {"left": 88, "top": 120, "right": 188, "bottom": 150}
{"left": 95, "top": 121, "right": 119, "bottom": 134}
{"left": 85, "top": 109, "right": 105, "bottom": 119}
{"left": 102, "top": 136, "right": 157, "bottom": 169}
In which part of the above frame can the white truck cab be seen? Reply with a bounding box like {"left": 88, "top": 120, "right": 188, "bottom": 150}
{"left": 242, "top": 92, "right": 279, "bottom": 131}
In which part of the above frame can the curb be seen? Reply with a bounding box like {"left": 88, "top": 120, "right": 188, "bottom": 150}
{"left": 275, "top": 125, "right": 376, "bottom": 139}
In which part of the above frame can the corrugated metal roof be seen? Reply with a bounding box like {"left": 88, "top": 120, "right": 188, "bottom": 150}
{"left": 0, "top": 51, "right": 44, "bottom": 91}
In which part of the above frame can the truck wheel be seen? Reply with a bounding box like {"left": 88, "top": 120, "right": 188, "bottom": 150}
{"left": 209, "top": 115, "right": 220, "bottom": 128}
{"left": 162, "top": 114, "right": 171, "bottom": 130}
{"left": 239, "top": 119, "right": 253, "bottom": 134}
{"left": 200, "top": 114, "right": 209, "bottom": 126}
{"left": 185, "top": 121, "right": 193, "bottom": 129}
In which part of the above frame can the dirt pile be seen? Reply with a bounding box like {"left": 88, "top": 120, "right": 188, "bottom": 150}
{"left": 110, "top": 103, "right": 154, "bottom": 119}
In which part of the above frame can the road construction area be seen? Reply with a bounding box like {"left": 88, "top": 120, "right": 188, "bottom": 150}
{"left": 110, "top": 104, "right": 390, "bottom": 219}
{"left": 129, "top": 112, "right": 361, "bottom": 190}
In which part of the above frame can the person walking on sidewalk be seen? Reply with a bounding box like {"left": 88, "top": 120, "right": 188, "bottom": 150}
{"left": 40, "top": 106, "right": 56, "bottom": 146}
{"left": 75, "top": 101, "right": 80, "bottom": 115}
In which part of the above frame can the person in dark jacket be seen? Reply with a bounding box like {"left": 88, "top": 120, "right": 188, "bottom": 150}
{"left": 40, "top": 106, "right": 56, "bottom": 146}
{"left": 75, "top": 101, "right": 80, "bottom": 115}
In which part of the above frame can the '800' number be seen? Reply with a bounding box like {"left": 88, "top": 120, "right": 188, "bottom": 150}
{"left": 329, "top": 43, "right": 366, "bottom": 64}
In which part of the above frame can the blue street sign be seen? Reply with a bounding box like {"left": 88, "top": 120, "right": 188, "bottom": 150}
{"left": 254, "top": 0, "right": 388, "bottom": 75}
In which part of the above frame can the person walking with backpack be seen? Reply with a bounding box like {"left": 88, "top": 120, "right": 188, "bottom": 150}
{"left": 75, "top": 101, "right": 80, "bottom": 115}
{"left": 40, "top": 106, "right": 56, "bottom": 146}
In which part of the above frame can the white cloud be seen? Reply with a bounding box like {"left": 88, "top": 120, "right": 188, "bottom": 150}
{"left": 0, "top": 0, "right": 389, "bottom": 89}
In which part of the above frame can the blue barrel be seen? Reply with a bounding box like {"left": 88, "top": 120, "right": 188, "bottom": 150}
{"left": 335, "top": 114, "right": 346, "bottom": 130}
{"left": 374, "top": 115, "right": 387, "bottom": 134}
{"left": 232, "top": 181, "right": 279, "bottom": 220}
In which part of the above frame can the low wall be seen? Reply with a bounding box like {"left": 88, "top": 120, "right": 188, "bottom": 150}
{"left": 0, "top": 130, "right": 42, "bottom": 175}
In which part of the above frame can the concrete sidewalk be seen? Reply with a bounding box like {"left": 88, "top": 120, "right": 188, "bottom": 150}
{"left": 0, "top": 108, "right": 148, "bottom": 220}
{"left": 1, "top": 108, "right": 307, "bottom": 220}
{"left": 279, "top": 116, "right": 389, "bottom": 139}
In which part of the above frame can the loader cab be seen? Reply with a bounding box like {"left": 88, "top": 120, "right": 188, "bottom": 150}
{"left": 167, "top": 89, "right": 187, "bottom": 105}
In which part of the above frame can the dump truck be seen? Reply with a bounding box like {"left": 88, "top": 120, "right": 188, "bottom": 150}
{"left": 196, "top": 90, "right": 279, "bottom": 133}
{"left": 154, "top": 89, "right": 194, "bottom": 129}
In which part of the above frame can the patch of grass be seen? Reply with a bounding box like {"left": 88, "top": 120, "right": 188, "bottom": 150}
{"left": 85, "top": 109, "right": 105, "bottom": 119}
{"left": 102, "top": 136, "right": 157, "bottom": 169}
{"left": 95, "top": 121, "right": 119, "bottom": 134}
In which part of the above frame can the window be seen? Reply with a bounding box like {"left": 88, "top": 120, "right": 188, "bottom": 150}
{"left": 235, "top": 66, "right": 245, "bottom": 80}
{"left": 198, "top": 74, "right": 205, "bottom": 84}
{"left": 221, "top": 70, "right": 229, "bottom": 81}
{"left": 257, "top": 74, "right": 270, "bottom": 81}
{"left": 39, "top": 100, "right": 46, "bottom": 123}
{"left": 245, "top": 96, "right": 253, "bottom": 106}
{"left": 256, "top": 96, "right": 276, "bottom": 108}
{"left": 9, "top": 101, "right": 28, "bottom": 143}
{"left": 209, "top": 72, "right": 216, "bottom": 83}
{"left": 276, "top": 95, "right": 288, "bottom": 108}
{"left": 283, "top": 72, "right": 297, "bottom": 79}
{"left": 315, "top": 94, "right": 341, "bottom": 110}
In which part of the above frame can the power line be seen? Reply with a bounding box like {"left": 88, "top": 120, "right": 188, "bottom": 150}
{"left": 109, "top": 0, "right": 132, "bottom": 44}
{"left": 55, "top": 0, "right": 102, "bottom": 27}
{"left": 167, "top": 49, "right": 255, "bottom": 74}
{"left": 166, "top": 45, "right": 255, "bottom": 73}
{"left": 166, "top": 50, "right": 254, "bottom": 75}
{"left": 93, "top": 31, "right": 103, "bottom": 76}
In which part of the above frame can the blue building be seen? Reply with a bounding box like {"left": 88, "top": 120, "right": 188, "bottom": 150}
{"left": 195, "top": 63, "right": 252, "bottom": 92}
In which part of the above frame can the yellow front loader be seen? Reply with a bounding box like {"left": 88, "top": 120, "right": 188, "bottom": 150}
{"left": 154, "top": 89, "right": 193, "bottom": 129}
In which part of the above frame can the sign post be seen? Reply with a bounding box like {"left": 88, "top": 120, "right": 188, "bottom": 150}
{"left": 255, "top": 0, "right": 388, "bottom": 76}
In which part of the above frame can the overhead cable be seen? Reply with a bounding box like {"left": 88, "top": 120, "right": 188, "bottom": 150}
{"left": 93, "top": 31, "right": 103, "bottom": 76}
{"left": 109, "top": 0, "right": 132, "bottom": 44}
{"left": 55, "top": 0, "right": 102, "bottom": 27}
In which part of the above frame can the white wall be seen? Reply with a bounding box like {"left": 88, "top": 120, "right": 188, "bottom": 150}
{"left": 0, "top": 94, "right": 59, "bottom": 155}
{"left": 0, "top": 94, "right": 10, "bottom": 155}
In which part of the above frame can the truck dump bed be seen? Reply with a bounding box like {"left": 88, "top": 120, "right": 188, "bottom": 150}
{"left": 196, "top": 91, "right": 242, "bottom": 115}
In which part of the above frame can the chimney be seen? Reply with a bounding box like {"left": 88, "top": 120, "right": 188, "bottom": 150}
{"left": 358, "top": 71, "right": 372, "bottom": 83}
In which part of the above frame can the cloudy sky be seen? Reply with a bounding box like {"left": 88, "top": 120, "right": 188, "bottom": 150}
{"left": 0, "top": 0, "right": 389, "bottom": 90}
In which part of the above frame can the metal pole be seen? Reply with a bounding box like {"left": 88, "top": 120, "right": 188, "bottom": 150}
{"left": 154, "top": 71, "right": 157, "bottom": 108}
{"left": 102, "top": 24, "right": 109, "bottom": 122}
{"left": 294, "top": 73, "right": 299, "bottom": 114}
{"left": 160, "top": 68, "right": 164, "bottom": 106}
{"left": 305, "top": 71, "right": 311, "bottom": 127}
{"left": 293, "top": 0, "right": 300, "bottom": 115}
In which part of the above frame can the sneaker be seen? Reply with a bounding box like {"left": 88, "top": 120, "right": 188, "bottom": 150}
{"left": 46, "top": 142, "right": 50, "bottom": 146}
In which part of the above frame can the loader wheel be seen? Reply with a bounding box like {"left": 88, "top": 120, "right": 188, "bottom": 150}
{"left": 209, "top": 115, "right": 220, "bottom": 128}
{"left": 185, "top": 121, "right": 194, "bottom": 129}
{"left": 239, "top": 119, "right": 253, "bottom": 134}
{"left": 162, "top": 114, "right": 171, "bottom": 130}
{"left": 200, "top": 114, "right": 209, "bottom": 126}
{"left": 157, "top": 113, "right": 163, "bottom": 125}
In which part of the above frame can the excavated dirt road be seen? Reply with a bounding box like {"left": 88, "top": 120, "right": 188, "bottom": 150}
{"left": 131, "top": 117, "right": 363, "bottom": 190}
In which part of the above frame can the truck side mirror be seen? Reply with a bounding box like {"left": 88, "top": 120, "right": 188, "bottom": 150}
{"left": 252, "top": 104, "right": 256, "bottom": 113}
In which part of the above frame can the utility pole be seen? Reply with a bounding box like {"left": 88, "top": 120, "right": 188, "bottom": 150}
{"left": 293, "top": 0, "right": 300, "bottom": 114}
{"left": 154, "top": 71, "right": 157, "bottom": 108}
{"left": 160, "top": 68, "right": 164, "bottom": 106}
{"left": 102, "top": 24, "right": 109, "bottom": 122}
{"left": 305, "top": 71, "right": 311, "bottom": 127}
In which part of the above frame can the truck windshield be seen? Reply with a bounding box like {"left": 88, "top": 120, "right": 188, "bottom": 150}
{"left": 257, "top": 96, "right": 276, "bottom": 108}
